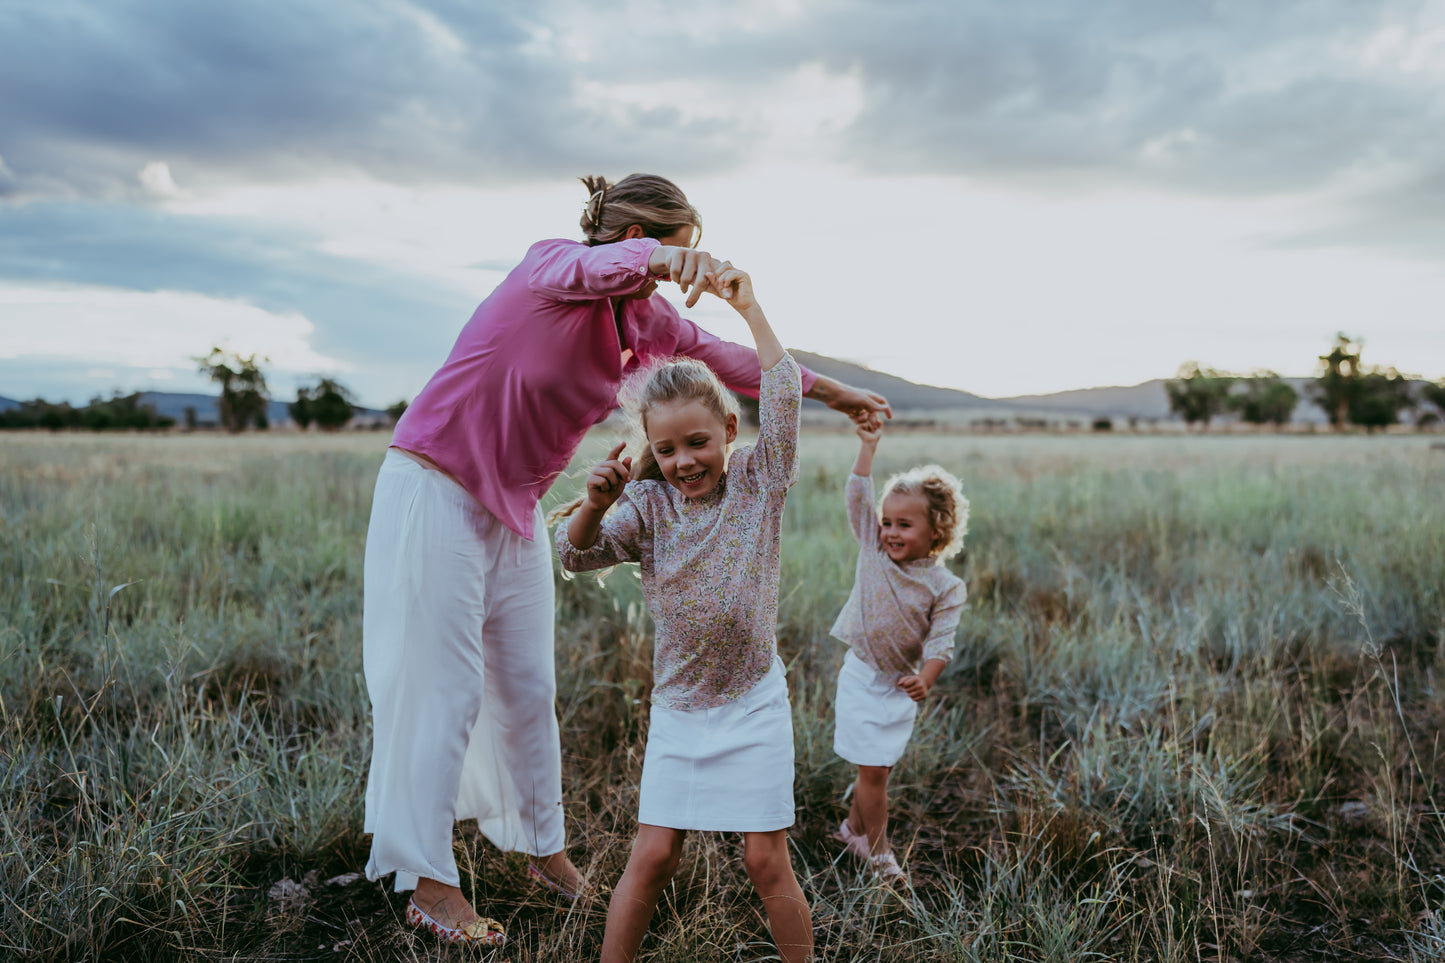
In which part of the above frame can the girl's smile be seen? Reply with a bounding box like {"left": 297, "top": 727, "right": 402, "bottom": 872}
{"left": 879, "top": 492, "right": 937, "bottom": 562}
{"left": 644, "top": 399, "right": 739, "bottom": 499}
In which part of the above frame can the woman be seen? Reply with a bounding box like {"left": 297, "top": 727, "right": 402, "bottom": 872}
{"left": 362, "top": 173, "right": 891, "bottom": 945}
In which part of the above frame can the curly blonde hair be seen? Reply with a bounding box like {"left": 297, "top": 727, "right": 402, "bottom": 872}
{"left": 880, "top": 464, "right": 969, "bottom": 563}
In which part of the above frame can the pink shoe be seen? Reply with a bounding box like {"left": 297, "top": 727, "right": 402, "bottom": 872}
{"left": 837, "top": 819, "right": 871, "bottom": 860}
{"left": 868, "top": 851, "right": 905, "bottom": 880}
{"left": 405, "top": 898, "right": 506, "bottom": 946}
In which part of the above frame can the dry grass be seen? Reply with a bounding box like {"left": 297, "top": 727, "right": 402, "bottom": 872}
{"left": 1, "top": 429, "right": 1442, "bottom": 961}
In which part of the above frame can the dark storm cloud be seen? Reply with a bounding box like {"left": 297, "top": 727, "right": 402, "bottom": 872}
{"left": 758, "top": 0, "right": 1441, "bottom": 196}
{"left": 0, "top": 0, "right": 745, "bottom": 198}
{"left": 0, "top": 199, "right": 473, "bottom": 369}
{"left": 4, "top": 0, "right": 1437, "bottom": 203}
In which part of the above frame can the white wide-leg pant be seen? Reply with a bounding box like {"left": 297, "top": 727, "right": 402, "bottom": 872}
{"left": 362, "top": 451, "right": 563, "bottom": 892}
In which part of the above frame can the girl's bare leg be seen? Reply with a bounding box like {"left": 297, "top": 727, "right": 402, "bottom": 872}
{"left": 742, "top": 830, "right": 813, "bottom": 963}
{"left": 847, "top": 765, "right": 892, "bottom": 855}
{"left": 601, "top": 825, "right": 686, "bottom": 963}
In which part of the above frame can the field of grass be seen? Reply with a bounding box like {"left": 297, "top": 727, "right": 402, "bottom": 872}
{"left": 1, "top": 428, "right": 1443, "bottom": 962}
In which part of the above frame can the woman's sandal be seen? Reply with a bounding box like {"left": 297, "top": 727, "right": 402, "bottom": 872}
{"left": 527, "top": 861, "right": 583, "bottom": 901}
{"left": 405, "top": 898, "right": 506, "bottom": 946}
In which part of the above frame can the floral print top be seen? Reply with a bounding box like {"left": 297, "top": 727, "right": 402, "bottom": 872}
{"left": 556, "top": 353, "right": 801, "bottom": 710}
{"left": 829, "top": 474, "right": 967, "bottom": 682}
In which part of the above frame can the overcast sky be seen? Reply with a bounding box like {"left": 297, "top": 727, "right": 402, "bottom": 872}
{"left": 2, "top": 0, "right": 1442, "bottom": 407}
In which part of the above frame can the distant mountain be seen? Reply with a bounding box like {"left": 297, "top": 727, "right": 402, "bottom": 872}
{"left": 790, "top": 350, "right": 1006, "bottom": 412}
{"left": 0, "top": 395, "right": 18, "bottom": 413}
{"left": 785, "top": 357, "right": 1343, "bottom": 425}
{"left": 130, "top": 392, "right": 386, "bottom": 426}
{"left": 989, "top": 380, "right": 1171, "bottom": 419}
{"left": 990, "top": 377, "right": 1332, "bottom": 424}
{"left": 129, "top": 392, "right": 283, "bottom": 427}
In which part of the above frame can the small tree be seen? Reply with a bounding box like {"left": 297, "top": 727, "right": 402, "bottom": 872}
{"left": 196, "top": 347, "right": 269, "bottom": 433}
{"left": 1349, "top": 368, "right": 1414, "bottom": 432}
{"left": 1227, "top": 371, "right": 1298, "bottom": 427}
{"left": 1310, "top": 333, "right": 1362, "bottom": 431}
{"left": 310, "top": 378, "right": 355, "bottom": 431}
{"left": 385, "top": 400, "right": 409, "bottom": 424}
{"left": 1165, "top": 362, "right": 1232, "bottom": 429}
{"left": 289, "top": 387, "right": 315, "bottom": 429}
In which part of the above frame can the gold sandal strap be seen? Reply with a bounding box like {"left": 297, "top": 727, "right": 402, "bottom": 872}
{"left": 463, "top": 917, "right": 505, "bottom": 938}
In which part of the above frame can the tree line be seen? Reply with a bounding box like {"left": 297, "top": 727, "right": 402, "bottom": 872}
{"left": 0, "top": 392, "right": 176, "bottom": 431}
{"left": 195, "top": 346, "right": 408, "bottom": 433}
{"left": 1166, "top": 333, "right": 1445, "bottom": 430}
{"left": 1, "top": 347, "right": 408, "bottom": 433}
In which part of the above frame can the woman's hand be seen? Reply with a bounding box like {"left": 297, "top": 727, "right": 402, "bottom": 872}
{"left": 648, "top": 246, "right": 731, "bottom": 308}
{"left": 584, "top": 442, "right": 632, "bottom": 511}
{"left": 807, "top": 376, "right": 893, "bottom": 427}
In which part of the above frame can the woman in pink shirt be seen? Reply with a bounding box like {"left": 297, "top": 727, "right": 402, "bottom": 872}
{"left": 361, "top": 173, "right": 890, "bottom": 945}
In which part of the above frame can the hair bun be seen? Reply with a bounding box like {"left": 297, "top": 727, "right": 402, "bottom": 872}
{"left": 580, "top": 175, "right": 610, "bottom": 230}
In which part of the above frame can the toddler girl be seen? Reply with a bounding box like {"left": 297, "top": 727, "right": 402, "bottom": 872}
{"left": 830, "top": 420, "right": 968, "bottom": 879}
{"left": 555, "top": 267, "right": 811, "bottom": 963}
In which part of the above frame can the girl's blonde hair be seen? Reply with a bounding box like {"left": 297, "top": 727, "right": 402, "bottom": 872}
{"left": 580, "top": 174, "right": 701, "bottom": 247}
{"left": 550, "top": 357, "right": 738, "bottom": 523}
{"left": 880, "top": 465, "right": 969, "bottom": 563}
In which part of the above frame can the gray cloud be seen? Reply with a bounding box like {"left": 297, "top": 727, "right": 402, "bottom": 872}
{"left": 0, "top": 0, "right": 747, "bottom": 198}
{"left": 775, "top": 1, "right": 1439, "bottom": 195}
{"left": 4, "top": 0, "right": 1439, "bottom": 205}
{"left": 0, "top": 199, "right": 476, "bottom": 399}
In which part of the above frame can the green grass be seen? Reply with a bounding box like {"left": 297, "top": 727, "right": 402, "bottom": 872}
{"left": 1, "top": 429, "right": 1443, "bottom": 961}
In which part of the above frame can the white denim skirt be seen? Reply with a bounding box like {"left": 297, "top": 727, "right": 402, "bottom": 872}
{"left": 638, "top": 656, "right": 795, "bottom": 832}
{"left": 833, "top": 649, "right": 919, "bottom": 767}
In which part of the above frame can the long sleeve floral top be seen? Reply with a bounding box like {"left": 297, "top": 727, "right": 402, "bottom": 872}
{"left": 556, "top": 353, "right": 802, "bottom": 710}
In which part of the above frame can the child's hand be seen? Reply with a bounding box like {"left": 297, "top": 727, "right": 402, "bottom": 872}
{"left": 585, "top": 442, "right": 632, "bottom": 511}
{"left": 712, "top": 265, "right": 757, "bottom": 313}
{"left": 856, "top": 415, "right": 883, "bottom": 446}
{"left": 897, "top": 674, "right": 930, "bottom": 702}
{"left": 649, "top": 246, "right": 731, "bottom": 308}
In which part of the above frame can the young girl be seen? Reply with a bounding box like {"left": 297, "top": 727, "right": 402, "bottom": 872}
{"left": 555, "top": 267, "right": 812, "bottom": 963}
{"left": 830, "top": 421, "right": 968, "bottom": 879}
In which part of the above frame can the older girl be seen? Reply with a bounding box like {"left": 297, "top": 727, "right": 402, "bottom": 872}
{"left": 557, "top": 266, "right": 811, "bottom": 963}
{"left": 363, "top": 174, "right": 888, "bottom": 945}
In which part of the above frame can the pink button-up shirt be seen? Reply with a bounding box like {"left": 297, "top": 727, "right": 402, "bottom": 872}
{"left": 390, "top": 237, "right": 818, "bottom": 538}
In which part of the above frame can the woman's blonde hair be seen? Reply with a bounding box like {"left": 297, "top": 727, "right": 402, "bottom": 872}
{"left": 550, "top": 357, "right": 738, "bottom": 523}
{"left": 880, "top": 465, "right": 969, "bottom": 563}
{"left": 579, "top": 174, "right": 701, "bottom": 247}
